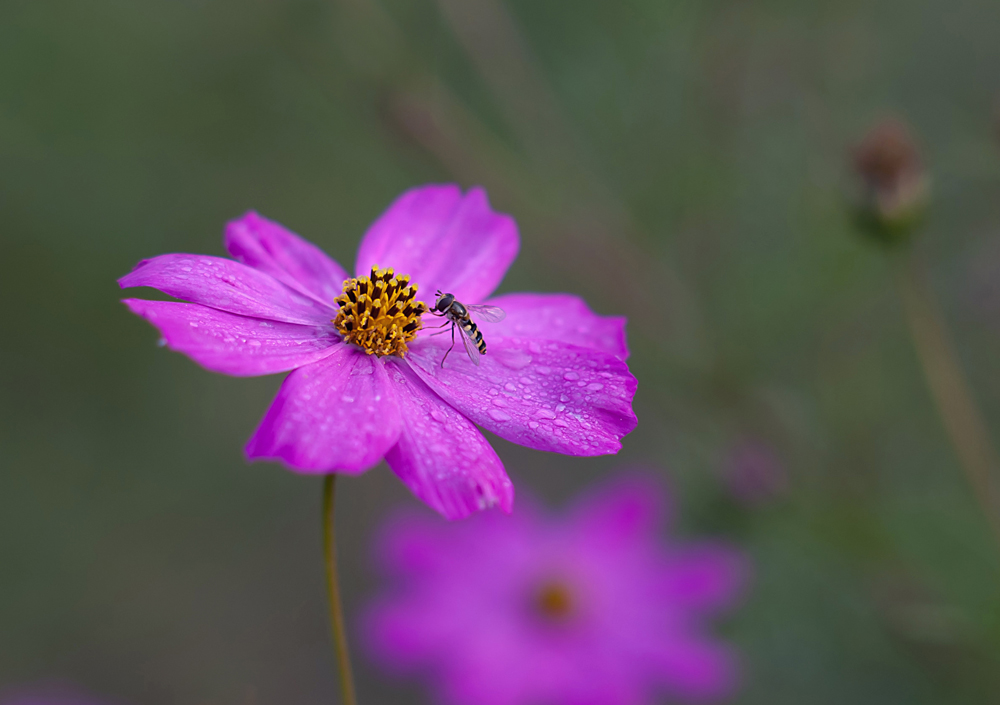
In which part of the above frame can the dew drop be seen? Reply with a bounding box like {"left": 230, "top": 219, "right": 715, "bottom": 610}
{"left": 189, "top": 322, "right": 199, "bottom": 328}
{"left": 504, "top": 382, "right": 517, "bottom": 392}
{"left": 533, "top": 408, "right": 557, "bottom": 420}
{"left": 492, "top": 398, "right": 509, "bottom": 408}
{"left": 586, "top": 382, "right": 604, "bottom": 392}
{"left": 488, "top": 409, "right": 512, "bottom": 422}
{"left": 528, "top": 421, "right": 540, "bottom": 430}
{"left": 430, "top": 409, "right": 448, "bottom": 423}
{"left": 496, "top": 350, "right": 532, "bottom": 370}
{"left": 563, "top": 371, "right": 580, "bottom": 381}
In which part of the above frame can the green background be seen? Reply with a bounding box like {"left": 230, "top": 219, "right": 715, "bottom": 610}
{"left": 3, "top": 0, "right": 1000, "bottom": 702}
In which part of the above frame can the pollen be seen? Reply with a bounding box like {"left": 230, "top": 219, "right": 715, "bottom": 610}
{"left": 333, "top": 266, "right": 428, "bottom": 357}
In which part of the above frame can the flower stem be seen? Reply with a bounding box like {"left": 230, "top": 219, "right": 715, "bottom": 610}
{"left": 895, "top": 252, "right": 1000, "bottom": 548}
{"left": 322, "top": 474, "right": 358, "bottom": 705}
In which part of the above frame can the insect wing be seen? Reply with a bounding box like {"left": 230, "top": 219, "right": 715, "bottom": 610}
{"left": 459, "top": 324, "right": 482, "bottom": 366}
{"left": 466, "top": 304, "right": 506, "bottom": 323}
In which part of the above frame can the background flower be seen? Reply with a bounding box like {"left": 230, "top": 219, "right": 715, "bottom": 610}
{"left": 119, "top": 185, "right": 637, "bottom": 519}
{"left": 364, "top": 472, "right": 749, "bottom": 705}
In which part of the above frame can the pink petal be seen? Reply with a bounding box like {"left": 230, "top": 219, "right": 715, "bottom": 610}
{"left": 119, "top": 254, "right": 336, "bottom": 325}
{"left": 484, "top": 293, "right": 629, "bottom": 359}
{"left": 224, "top": 211, "right": 349, "bottom": 305}
{"left": 383, "top": 359, "right": 514, "bottom": 520}
{"left": 567, "top": 472, "right": 669, "bottom": 543}
{"left": 406, "top": 336, "right": 637, "bottom": 456}
{"left": 374, "top": 511, "right": 451, "bottom": 575}
{"left": 355, "top": 185, "right": 519, "bottom": 304}
{"left": 646, "top": 638, "right": 741, "bottom": 700}
{"left": 245, "top": 347, "right": 401, "bottom": 473}
{"left": 657, "top": 545, "right": 750, "bottom": 614}
{"left": 123, "top": 299, "right": 339, "bottom": 376}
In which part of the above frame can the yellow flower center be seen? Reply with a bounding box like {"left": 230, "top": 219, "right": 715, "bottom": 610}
{"left": 535, "top": 582, "right": 574, "bottom": 619}
{"left": 333, "top": 266, "right": 427, "bottom": 357}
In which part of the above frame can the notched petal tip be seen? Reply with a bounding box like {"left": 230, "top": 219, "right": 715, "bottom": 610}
{"left": 356, "top": 184, "right": 520, "bottom": 304}
{"left": 244, "top": 349, "right": 403, "bottom": 474}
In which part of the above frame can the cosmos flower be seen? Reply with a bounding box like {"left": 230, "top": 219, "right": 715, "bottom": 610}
{"left": 119, "top": 185, "right": 637, "bottom": 519}
{"left": 364, "top": 473, "right": 749, "bottom": 705}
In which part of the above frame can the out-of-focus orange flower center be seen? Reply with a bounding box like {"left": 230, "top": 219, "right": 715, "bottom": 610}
{"left": 536, "top": 582, "right": 574, "bottom": 619}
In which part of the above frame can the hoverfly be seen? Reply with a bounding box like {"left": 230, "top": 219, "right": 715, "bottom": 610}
{"left": 429, "top": 290, "right": 506, "bottom": 367}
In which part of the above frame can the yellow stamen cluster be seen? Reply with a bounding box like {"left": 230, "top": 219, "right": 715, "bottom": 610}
{"left": 333, "top": 266, "right": 427, "bottom": 357}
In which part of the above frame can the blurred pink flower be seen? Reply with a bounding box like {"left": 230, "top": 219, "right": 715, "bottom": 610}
{"left": 723, "top": 439, "right": 787, "bottom": 507}
{"left": 364, "top": 473, "right": 749, "bottom": 705}
{"left": 119, "top": 185, "right": 637, "bottom": 519}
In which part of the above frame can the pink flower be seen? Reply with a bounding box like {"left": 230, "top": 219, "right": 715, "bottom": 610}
{"left": 119, "top": 185, "right": 637, "bottom": 519}
{"left": 364, "top": 473, "right": 749, "bottom": 705}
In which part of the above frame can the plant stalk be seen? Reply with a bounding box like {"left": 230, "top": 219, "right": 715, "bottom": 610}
{"left": 322, "top": 474, "right": 358, "bottom": 705}
{"left": 895, "top": 253, "right": 1000, "bottom": 548}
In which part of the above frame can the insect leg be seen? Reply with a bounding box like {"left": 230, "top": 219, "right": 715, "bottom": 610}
{"left": 441, "top": 322, "right": 457, "bottom": 368}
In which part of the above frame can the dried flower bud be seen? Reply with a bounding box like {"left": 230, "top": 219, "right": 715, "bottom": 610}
{"left": 852, "top": 117, "right": 930, "bottom": 244}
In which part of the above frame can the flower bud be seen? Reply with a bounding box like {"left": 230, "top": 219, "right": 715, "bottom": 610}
{"left": 852, "top": 117, "right": 930, "bottom": 245}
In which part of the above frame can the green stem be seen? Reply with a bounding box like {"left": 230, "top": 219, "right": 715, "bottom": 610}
{"left": 895, "top": 252, "right": 1000, "bottom": 549}
{"left": 322, "top": 474, "right": 358, "bottom": 705}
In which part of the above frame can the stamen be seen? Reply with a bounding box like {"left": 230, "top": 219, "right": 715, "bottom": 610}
{"left": 333, "top": 266, "right": 428, "bottom": 357}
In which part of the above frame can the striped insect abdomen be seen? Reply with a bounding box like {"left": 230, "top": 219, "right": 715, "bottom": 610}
{"left": 462, "top": 320, "right": 487, "bottom": 354}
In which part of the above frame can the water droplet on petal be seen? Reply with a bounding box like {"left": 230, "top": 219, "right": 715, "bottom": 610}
{"left": 488, "top": 409, "right": 512, "bottom": 422}
{"left": 563, "top": 371, "right": 580, "bottom": 381}
{"left": 496, "top": 350, "right": 532, "bottom": 369}
{"left": 586, "top": 382, "right": 604, "bottom": 392}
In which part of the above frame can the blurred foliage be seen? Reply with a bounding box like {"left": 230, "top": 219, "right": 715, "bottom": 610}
{"left": 4, "top": 0, "right": 1000, "bottom": 703}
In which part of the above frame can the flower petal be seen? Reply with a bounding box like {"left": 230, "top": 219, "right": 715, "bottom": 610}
{"left": 119, "top": 254, "right": 336, "bottom": 325}
{"left": 567, "top": 472, "right": 670, "bottom": 543}
{"left": 123, "top": 299, "right": 339, "bottom": 376}
{"left": 355, "top": 185, "right": 519, "bottom": 303}
{"left": 484, "top": 293, "right": 629, "bottom": 359}
{"left": 407, "top": 336, "right": 637, "bottom": 456}
{"left": 224, "top": 211, "right": 349, "bottom": 305}
{"left": 383, "top": 359, "right": 514, "bottom": 520}
{"left": 645, "top": 638, "right": 741, "bottom": 700}
{"left": 245, "top": 347, "right": 401, "bottom": 473}
{"left": 656, "top": 545, "right": 750, "bottom": 614}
